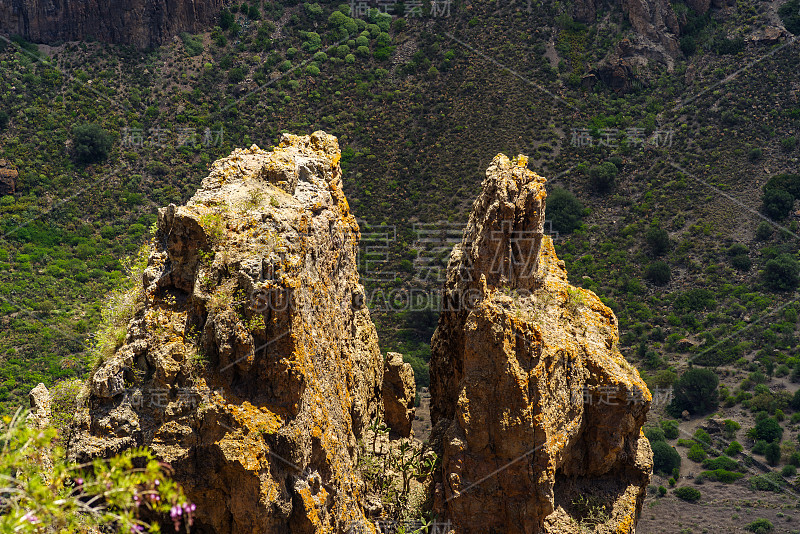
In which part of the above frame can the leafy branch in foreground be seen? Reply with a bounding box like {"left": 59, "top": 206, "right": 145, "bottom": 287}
{"left": 0, "top": 409, "right": 195, "bottom": 533}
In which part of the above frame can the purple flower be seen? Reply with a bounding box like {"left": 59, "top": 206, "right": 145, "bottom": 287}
{"left": 131, "top": 525, "right": 144, "bottom": 533}
{"left": 75, "top": 478, "right": 84, "bottom": 486}
{"left": 21, "top": 512, "right": 40, "bottom": 524}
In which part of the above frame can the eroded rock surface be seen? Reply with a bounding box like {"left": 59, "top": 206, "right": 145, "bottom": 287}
{"left": 382, "top": 352, "right": 416, "bottom": 438}
{"left": 69, "top": 132, "right": 384, "bottom": 533}
{"left": 429, "top": 154, "right": 652, "bottom": 534}
{"left": 0, "top": 0, "right": 222, "bottom": 48}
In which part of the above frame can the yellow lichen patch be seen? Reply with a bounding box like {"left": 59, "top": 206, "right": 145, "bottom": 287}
{"left": 229, "top": 400, "right": 283, "bottom": 436}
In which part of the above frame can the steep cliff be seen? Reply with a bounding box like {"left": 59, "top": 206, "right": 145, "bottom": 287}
{"left": 429, "top": 154, "right": 653, "bottom": 533}
{"left": 68, "top": 132, "right": 385, "bottom": 533}
{"left": 0, "top": 0, "right": 222, "bottom": 48}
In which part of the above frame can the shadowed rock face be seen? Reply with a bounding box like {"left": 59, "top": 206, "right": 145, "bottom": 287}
{"left": 69, "top": 132, "right": 384, "bottom": 533}
{"left": 429, "top": 154, "right": 652, "bottom": 534}
{"left": 0, "top": 0, "right": 222, "bottom": 48}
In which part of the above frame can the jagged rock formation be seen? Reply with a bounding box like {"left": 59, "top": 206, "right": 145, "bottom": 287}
{"left": 0, "top": 0, "right": 222, "bottom": 48}
{"left": 429, "top": 154, "right": 652, "bottom": 534}
{"left": 69, "top": 132, "right": 386, "bottom": 533}
{"left": 28, "top": 382, "right": 51, "bottom": 429}
{"left": 0, "top": 159, "right": 18, "bottom": 196}
{"left": 573, "top": 0, "right": 680, "bottom": 70}
{"left": 381, "top": 352, "right": 416, "bottom": 438}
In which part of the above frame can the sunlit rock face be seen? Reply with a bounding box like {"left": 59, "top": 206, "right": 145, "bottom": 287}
{"left": 429, "top": 154, "right": 653, "bottom": 534}
{"left": 69, "top": 132, "right": 385, "bottom": 533}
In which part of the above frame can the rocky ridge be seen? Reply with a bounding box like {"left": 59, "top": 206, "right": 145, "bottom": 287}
{"left": 0, "top": 0, "right": 222, "bottom": 48}
{"left": 429, "top": 154, "right": 653, "bottom": 533}
{"left": 68, "top": 132, "right": 388, "bottom": 533}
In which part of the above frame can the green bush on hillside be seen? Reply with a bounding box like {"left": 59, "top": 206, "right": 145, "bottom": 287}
{"left": 547, "top": 187, "right": 584, "bottom": 234}
{"left": 745, "top": 518, "right": 774, "bottom": 533}
{"left": 668, "top": 368, "right": 719, "bottom": 416}
{"left": 651, "top": 441, "right": 681, "bottom": 475}
{"left": 674, "top": 486, "right": 701, "bottom": 502}
{"left": 779, "top": 0, "right": 800, "bottom": 34}
{"left": 764, "top": 254, "right": 800, "bottom": 291}
{"left": 71, "top": 123, "right": 113, "bottom": 164}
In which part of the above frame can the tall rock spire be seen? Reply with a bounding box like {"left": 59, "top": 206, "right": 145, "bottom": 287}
{"left": 430, "top": 154, "right": 653, "bottom": 533}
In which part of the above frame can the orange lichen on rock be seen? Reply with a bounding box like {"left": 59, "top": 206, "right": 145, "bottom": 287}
{"left": 429, "top": 154, "right": 652, "bottom": 534}
{"left": 69, "top": 132, "right": 385, "bottom": 533}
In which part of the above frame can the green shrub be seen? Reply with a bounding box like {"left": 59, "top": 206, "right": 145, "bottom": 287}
{"left": 71, "top": 123, "right": 113, "bottom": 164}
{"left": 651, "top": 441, "right": 682, "bottom": 475}
{"left": 745, "top": 519, "right": 774, "bottom": 534}
{"left": 748, "top": 147, "right": 764, "bottom": 162}
{"left": 645, "top": 261, "right": 671, "bottom": 285}
{"left": 725, "top": 441, "right": 743, "bottom": 456}
{"left": 219, "top": 8, "right": 234, "bottom": 30}
{"left": 755, "top": 221, "right": 773, "bottom": 241}
{"left": 723, "top": 419, "right": 741, "bottom": 438}
{"left": 779, "top": 0, "right": 800, "bottom": 34}
{"left": 687, "top": 443, "right": 707, "bottom": 462}
{"left": 749, "top": 472, "right": 786, "bottom": 492}
{"left": 674, "top": 486, "right": 701, "bottom": 502}
{"left": 646, "top": 227, "right": 670, "bottom": 256}
{"left": 764, "top": 254, "right": 800, "bottom": 291}
{"left": 668, "top": 368, "right": 719, "bottom": 416}
{"left": 781, "top": 464, "right": 797, "bottom": 477}
{"left": 693, "top": 428, "right": 711, "bottom": 445}
{"left": 661, "top": 420, "right": 679, "bottom": 439}
{"left": 680, "top": 35, "right": 696, "bottom": 55}
{"left": 753, "top": 440, "right": 768, "bottom": 455}
{"left": 701, "top": 469, "right": 744, "bottom": 483}
{"left": 645, "top": 427, "right": 666, "bottom": 442}
{"left": 658, "top": 485, "right": 667, "bottom": 496}
{"left": 228, "top": 67, "right": 245, "bottom": 83}
{"left": 765, "top": 441, "right": 781, "bottom": 465}
{"left": 0, "top": 110, "right": 9, "bottom": 130}
{"left": 588, "top": 161, "right": 618, "bottom": 193}
{"left": 702, "top": 455, "right": 740, "bottom": 471}
{"left": 762, "top": 188, "right": 794, "bottom": 220}
{"left": 547, "top": 187, "right": 584, "bottom": 234}
{"left": 754, "top": 417, "right": 784, "bottom": 443}
{"left": 180, "top": 32, "right": 204, "bottom": 56}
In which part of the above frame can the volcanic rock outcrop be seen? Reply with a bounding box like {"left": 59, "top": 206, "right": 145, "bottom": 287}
{"left": 429, "top": 154, "right": 653, "bottom": 533}
{"left": 0, "top": 0, "right": 222, "bottom": 48}
{"left": 69, "top": 132, "right": 386, "bottom": 533}
{"left": 382, "top": 352, "right": 416, "bottom": 438}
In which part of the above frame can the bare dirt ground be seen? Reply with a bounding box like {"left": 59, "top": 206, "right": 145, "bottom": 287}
{"left": 412, "top": 387, "right": 432, "bottom": 441}
{"left": 638, "top": 478, "right": 800, "bottom": 533}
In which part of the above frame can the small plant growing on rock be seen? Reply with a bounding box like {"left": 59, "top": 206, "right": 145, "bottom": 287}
{"left": 571, "top": 494, "right": 610, "bottom": 531}
{"left": 566, "top": 287, "right": 585, "bottom": 313}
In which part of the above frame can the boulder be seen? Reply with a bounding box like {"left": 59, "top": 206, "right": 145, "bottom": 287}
{"left": 382, "top": 352, "right": 416, "bottom": 437}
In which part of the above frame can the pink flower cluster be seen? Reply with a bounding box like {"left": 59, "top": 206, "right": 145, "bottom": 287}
{"left": 170, "top": 502, "right": 197, "bottom": 532}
